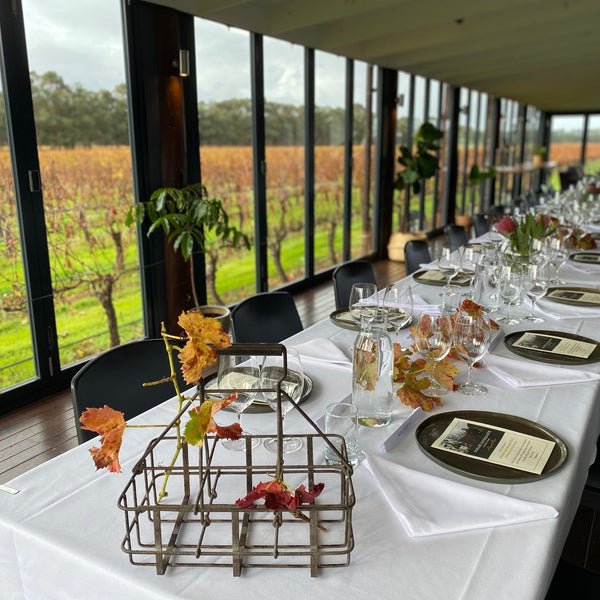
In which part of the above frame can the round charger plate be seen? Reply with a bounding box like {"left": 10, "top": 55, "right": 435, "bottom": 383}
{"left": 329, "top": 307, "right": 412, "bottom": 332}
{"left": 503, "top": 329, "right": 600, "bottom": 365}
{"left": 416, "top": 410, "right": 568, "bottom": 484}
{"left": 202, "top": 371, "right": 313, "bottom": 413}
{"left": 545, "top": 286, "right": 600, "bottom": 308}
{"left": 569, "top": 252, "right": 600, "bottom": 265}
{"left": 412, "top": 270, "right": 471, "bottom": 287}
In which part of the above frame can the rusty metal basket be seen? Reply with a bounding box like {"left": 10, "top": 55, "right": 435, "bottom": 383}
{"left": 117, "top": 343, "right": 355, "bottom": 576}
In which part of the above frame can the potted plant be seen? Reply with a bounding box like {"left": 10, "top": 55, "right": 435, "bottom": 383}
{"left": 126, "top": 183, "right": 250, "bottom": 323}
{"left": 533, "top": 146, "right": 546, "bottom": 169}
{"left": 388, "top": 122, "right": 443, "bottom": 262}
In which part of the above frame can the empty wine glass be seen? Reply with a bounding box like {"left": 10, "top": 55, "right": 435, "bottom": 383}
{"left": 349, "top": 282, "right": 378, "bottom": 325}
{"left": 438, "top": 247, "right": 460, "bottom": 289}
{"left": 414, "top": 311, "right": 453, "bottom": 397}
{"left": 497, "top": 265, "right": 522, "bottom": 325}
{"left": 522, "top": 262, "right": 549, "bottom": 323}
{"left": 548, "top": 238, "right": 569, "bottom": 285}
{"left": 216, "top": 353, "right": 260, "bottom": 451}
{"left": 260, "top": 347, "right": 304, "bottom": 454}
{"left": 460, "top": 247, "right": 479, "bottom": 279}
{"left": 382, "top": 283, "right": 413, "bottom": 335}
{"left": 452, "top": 310, "right": 491, "bottom": 395}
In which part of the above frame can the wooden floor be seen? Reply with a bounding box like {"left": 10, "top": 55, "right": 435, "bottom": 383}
{"left": 1, "top": 254, "right": 599, "bottom": 589}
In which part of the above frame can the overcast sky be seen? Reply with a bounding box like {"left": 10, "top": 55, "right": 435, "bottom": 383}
{"left": 19, "top": 0, "right": 585, "bottom": 130}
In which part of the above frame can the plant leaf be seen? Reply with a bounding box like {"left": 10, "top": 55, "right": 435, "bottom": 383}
{"left": 183, "top": 396, "right": 240, "bottom": 447}
{"left": 79, "top": 405, "right": 126, "bottom": 472}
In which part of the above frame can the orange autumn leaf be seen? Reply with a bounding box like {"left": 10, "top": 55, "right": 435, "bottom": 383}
{"left": 424, "top": 356, "right": 458, "bottom": 390}
{"left": 177, "top": 311, "right": 231, "bottom": 384}
{"left": 183, "top": 395, "right": 241, "bottom": 447}
{"left": 80, "top": 406, "right": 126, "bottom": 472}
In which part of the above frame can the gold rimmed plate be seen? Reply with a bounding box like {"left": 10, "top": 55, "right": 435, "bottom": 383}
{"left": 412, "top": 270, "right": 471, "bottom": 287}
{"left": 504, "top": 329, "right": 600, "bottom": 365}
{"left": 545, "top": 286, "right": 600, "bottom": 308}
{"left": 416, "top": 410, "right": 568, "bottom": 484}
{"left": 329, "top": 307, "right": 411, "bottom": 332}
{"left": 202, "top": 371, "right": 314, "bottom": 413}
{"left": 569, "top": 252, "right": 600, "bottom": 265}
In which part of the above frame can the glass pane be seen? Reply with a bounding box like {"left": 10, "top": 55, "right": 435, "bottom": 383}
{"left": 314, "top": 50, "right": 345, "bottom": 271}
{"left": 22, "top": 0, "right": 143, "bottom": 368}
{"left": 549, "top": 115, "right": 585, "bottom": 191}
{"left": 351, "top": 61, "right": 375, "bottom": 257}
{"left": 585, "top": 115, "right": 600, "bottom": 174}
{"left": 393, "top": 71, "right": 412, "bottom": 232}
{"left": 194, "top": 19, "right": 255, "bottom": 303}
{"left": 264, "top": 38, "right": 305, "bottom": 286}
{"left": 0, "top": 85, "right": 37, "bottom": 389}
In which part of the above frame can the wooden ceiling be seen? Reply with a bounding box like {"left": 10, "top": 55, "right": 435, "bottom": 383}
{"left": 154, "top": 0, "right": 600, "bottom": 113}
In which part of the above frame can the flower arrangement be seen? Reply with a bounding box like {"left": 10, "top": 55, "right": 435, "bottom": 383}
{"left": 494, "top": 213, "right": 557, "bottom": 254}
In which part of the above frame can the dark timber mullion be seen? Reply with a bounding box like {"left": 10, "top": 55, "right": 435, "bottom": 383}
{"left": 442, "top": 85, "right": 460, "bottom": 226}
{"left": 342, "top": 58, "right": 353, "bottom": 262}
{"left": 514, "top": 104, "right": 527, "bottom": 198}
{"left": 470, "top": 91, "right": 482, "bottom": 213}
{"left": 582, "top": 114, "right": 589, "bottom": 166}
{"left": 304, "top": 48, "right": 315, "bottom": 278}
{"left": 404, "top": 74, "right": 415, "bottom": 231}
{"left": 488, "top": 97, "right": 501, "bottom": 209}
{"left": 250, "top": 33, "right": 268, "bottom": 292}
{"left": 0, "top": 0, "right": 57, "bottom": 383}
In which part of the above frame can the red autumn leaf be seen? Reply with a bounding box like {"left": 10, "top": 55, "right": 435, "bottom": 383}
{"left": 295, "top": 483, "right": 325, "bottom": 504}
{"left": 80, "top": 406, "right": 126, "bottom": 472}
{"left": 236, "top": 479, "right": 324, "bottom": 512}
{"left": 183, "top": 396, "right": 240, "bottom": 447}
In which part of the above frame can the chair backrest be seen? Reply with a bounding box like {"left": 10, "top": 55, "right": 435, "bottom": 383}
{"left": 331, "top": 260, "right": 377, "bottom": 309}
{"left": 473, "top": 213, "right": 489, "bottom": 237}
{"left": 444, "top": 223, "right": 469, "bottom": 251}
{"left": 71, "top": 338, "right": 184, "bottom": 444}
{"left": 230, "top": 291, "right": 303, "bottom": 343}
{"left": 404, "top": 240, "right": 431, "bottom": 275}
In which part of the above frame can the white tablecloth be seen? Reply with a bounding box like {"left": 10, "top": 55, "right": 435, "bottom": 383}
{"left": 2, "top": 254, "right": 600, "bottom": 600}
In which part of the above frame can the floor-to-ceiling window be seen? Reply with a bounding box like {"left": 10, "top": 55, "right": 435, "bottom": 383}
{"left": 194, "top": 18, "right": 255, "bottom": 304}
{"left": 585, "top": 115, "right": 600, "bottom": 174}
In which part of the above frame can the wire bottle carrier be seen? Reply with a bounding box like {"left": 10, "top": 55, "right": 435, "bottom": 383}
{"left": 117, "top": 343, "right": 355, "bottom": 576}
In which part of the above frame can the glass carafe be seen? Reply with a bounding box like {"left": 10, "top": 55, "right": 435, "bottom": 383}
{"left": 352, "top": 308, "right": 394, "bottom": 428}
{"left": 472, "top": 244, "right": 500, "bottom": 312}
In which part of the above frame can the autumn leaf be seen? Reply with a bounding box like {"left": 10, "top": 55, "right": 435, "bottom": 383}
{"left": 177, "top": 311, "right": 231, "bottom": 384}
{"left": 353, "top": 340, "right": 380, "bottom": 391}
{"left": 424, "top": 356, "right": 458, "bottom": 390}
{"left": 183, "top": 396, "right": 241, "bottom": 447}
{"left": 236, "top": 479, "right": 325, "bottom": 513}
{"left": 80, "top": 405, "right": 126, "bottom": 472}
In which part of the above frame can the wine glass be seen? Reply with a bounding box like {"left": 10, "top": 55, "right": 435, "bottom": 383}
{"left": 414, "top": 311, "right": 453, "bottom": 397}
{"left": 522, "top": 262, "right": 549, "bottom": 323}
{"left": 548, "top": 238, "right": 569, "bottom": 285}
{"left": 216, "top": 353, "right": 260, "bottom": 451}
{"left": 382, "top": 283, "right": 413, "bottom": 335}
{"left": 452, "top": 310, "right": 491, "bottom": 396}
{"left": 496, "top": 265, "right": 522, "bottom": 325}
{"left": 438, "top": 247, "right": 460, "bottom": 289}
{"left": 460, "top": 247, "right": 479, "bottom": 280}
{"left": 348, "top": 282, "right": 378, "bottom": 325}
{"left": 260, "top": 347, "right": 304, "bottom": 454}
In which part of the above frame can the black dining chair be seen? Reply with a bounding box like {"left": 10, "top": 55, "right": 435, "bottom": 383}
{"left": 581, "top": 438, "right": 600, "bottom": 511}
{"left": 230, "top": 291, "right": 304, "bottom": 343}
{"left": 331, "top": 260, "right": 378, "bottom": 310}
{"left": 403, "top": 240, "right": 432, "bottom": 275}
{"left": 473, "top": 213, "right": 489, "bottom": 237}
{"left": 71, "top": 338, "right": 186, "bottom": 444}
{"left": 444, "top": 223, "right": 469, "bottom": 251}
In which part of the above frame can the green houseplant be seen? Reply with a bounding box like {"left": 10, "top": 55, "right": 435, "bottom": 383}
{"left": 533, "top": 146, "right": 546, "bottom": 168}
{"left": 388, "top": 122, "right": 443, "bottom": 261}
{"left": 126, "top": 183, "right": 250, "bottom": 310}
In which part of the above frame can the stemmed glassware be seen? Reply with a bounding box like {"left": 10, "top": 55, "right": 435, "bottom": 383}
{"left": 452, "top": 310, "right": 491, "bottom": 395}
{"left": 348, "top": 282, "right": 378, "bottom": 325}
{"left": 414, "top": 311, "right": 453, "bottom": 397}
{"left": 547, "top": 238, "right": 569, "bottom": 285}
{"left": 438, "top": 247, "right": 460, "bottom": 290}
{"left": 382, "top": 283, "right": 413, "bottom": 336}
{"left": 260, "top": 347, "right": 304, "bottom": 454}
{"left": 522, "top": 262, "right": 549, "bottom": 323}
{"left": 216, "top": 353, "right": 261, "bottom": 451}
{"left": 497, "top": 265, "right": 522, "bottom": 326}
{"left": 460, "top": 247, "right": 479, "bottom": 280}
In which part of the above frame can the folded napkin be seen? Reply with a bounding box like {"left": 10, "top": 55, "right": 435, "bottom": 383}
{"left": 364, "top": 454, "right": 557, "bottom": 537}
{"left": 485, "top": 353, "right": 600, "bottom": 388}
{"left": 535, "top": 297, "right": 600, "bottom": 321}
{"left": 291, "top": 338, "right": 351, "bottom": 369}
{"left": 563, "top": 261, "right": 600, "bottom": 275}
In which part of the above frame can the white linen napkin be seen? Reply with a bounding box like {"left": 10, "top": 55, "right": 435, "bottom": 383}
{"left": 291, "top": 338, "right": 351, "bottom": 369}
{"left": 534, "top": 297, "right": 600, "bottom": 320}
{"left": 563, "top": 261, "right": 600, "bottom": 274}
{"left": 485, "top": 353, "right": 600, "bottom": 387}
{"left": 364, "top": 454, "right": 557, "bottom": 537}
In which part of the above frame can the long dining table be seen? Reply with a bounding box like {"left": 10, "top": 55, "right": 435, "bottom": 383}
{"left": 2, "top": 244, "right": 600, "bottom": 600}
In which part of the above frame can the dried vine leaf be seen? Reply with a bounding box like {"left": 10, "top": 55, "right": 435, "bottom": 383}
{"left": 236, "top": 479, "right": 324, "bottom": 512}
{"left": 183, "top": 396, "right": 242, "bottom": 447}
{"left": 80, "top": 406, "right": 126, "bottom": 472}
{"left": 177, "top": 311, "right": 231, "bottom": 384}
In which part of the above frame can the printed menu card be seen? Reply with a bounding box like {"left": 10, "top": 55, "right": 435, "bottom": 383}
{"left": 432, "top": 417, "right": 555, "bottom": 475}
{"left": 511, "top": 332, "right": 596, "bottom": 359}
